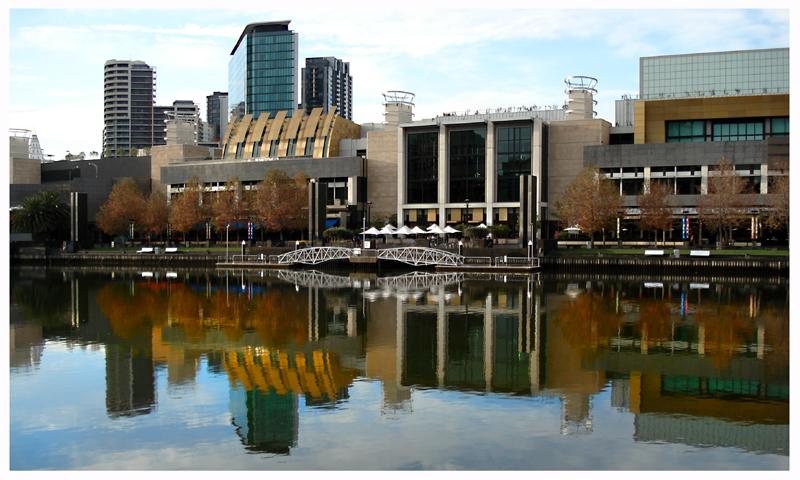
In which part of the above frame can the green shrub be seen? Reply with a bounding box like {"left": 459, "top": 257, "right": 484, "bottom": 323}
{"left": 488, "top": 224, "right": 512, "bottom": 238}
{"left": 465, "top": 226, "right": 489, "bottom": 239}
{"left": 322, "top": 227, "right": 353, "bottom": 240}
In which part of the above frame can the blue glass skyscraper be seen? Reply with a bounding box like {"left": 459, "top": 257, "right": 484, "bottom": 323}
{"left": 228, "top": 21, "right": 299, "bottom": 120}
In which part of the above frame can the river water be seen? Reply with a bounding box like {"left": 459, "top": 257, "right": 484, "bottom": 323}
{"left": 9, "top": 267, "right": 789, "bottom": 470}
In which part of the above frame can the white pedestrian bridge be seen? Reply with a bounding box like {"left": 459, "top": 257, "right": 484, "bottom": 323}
{"left": 270, "top": 246, "right": 464, "bottom": 267}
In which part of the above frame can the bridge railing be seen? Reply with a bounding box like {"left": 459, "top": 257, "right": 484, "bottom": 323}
{"left": 494, "top": 256, "right": 540, "bottom": 268}
{"left": 463, "top": 256, "right": 492, "bottom": 265}
{"left": 229, "top": 254, "right": 267, "bottom": 264}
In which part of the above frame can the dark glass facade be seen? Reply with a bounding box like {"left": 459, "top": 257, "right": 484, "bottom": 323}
{"left": 666, "top": 120, "right": 705, "bottom": 142}
{"left": 667, "top": 117, "right": 789, "bottom": 143}
{"left": 449, "top": 128, "right": 486, "bottom": 203}
{"left": 712, "top": 120, "right": 764, "bottom": 141}
{"left": 406, "top": 131, "right": 438, "bottom": 204}
{"left": 206, "top": 91, "right": 228, "bottom": 143}
{"left": 229, "top": 23, "right": 298, "bottom": 119}
{"left": 302, "top": 57, "right": 353, "bottom": 120}
{"left": 496, "top": 126, "right": 531, "bottom": 202}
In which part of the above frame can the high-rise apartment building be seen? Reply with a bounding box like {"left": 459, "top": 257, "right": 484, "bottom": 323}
{"left": 103, "top": 60, "right": 160, "bottom": 157}
{"left": 206, "top": 91, "right": 228, "bottom": 144}
{"left": 228, "top": 21, "right": 298, "bottom": 119}
{"left": 301, "top": 57, "right": 353, "bottom": 120}
{"left": 159, "top": 100, "right": 203, "bottom": 145}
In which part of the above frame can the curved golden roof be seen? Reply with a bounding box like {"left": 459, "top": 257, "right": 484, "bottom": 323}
{"left": 222, "top": 107, "right": 361, "bottom": 160}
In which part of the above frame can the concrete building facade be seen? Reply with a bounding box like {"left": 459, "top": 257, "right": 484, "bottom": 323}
{"left": 589, "top": 48, "right": 790, "bottom": 244}
{"left": 396, "top": 98, "right": 607, "bottom": 244}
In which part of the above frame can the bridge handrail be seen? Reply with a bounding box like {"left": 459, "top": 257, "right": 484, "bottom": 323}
{"left": 230, "top": 254, "right": 266, "bottom": 264}
{"left": 463, "top": 256, "right": 492, "bottom": 265}
{"left": 494, "top": 256, "right": 540, "bottom": 267}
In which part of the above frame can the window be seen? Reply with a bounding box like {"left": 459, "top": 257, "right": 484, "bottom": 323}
{"left": 712, "top": 120, "right": 764, "bottom": 141}
{"left": 666, "top": 120, "right": 705, "bottom": 142}
{"left": 770, "top": 117, "right": 789, "bottom": 136}
{"left": 286, "top": 138, "right": 296, "bottom": 156}
{"left": 406, "top": 131, "right": 438, "bottom": 204}
{"left": 449, "top": 128, "right": 486, "bottom": 203}
{"left": 304, "top": 137, "right": 315, "bottom": 156}
{"left": 496, "top": 126, "right": 532, "bottom": 202}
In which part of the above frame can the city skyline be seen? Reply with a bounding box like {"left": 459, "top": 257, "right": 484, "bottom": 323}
{"left": 8, "top": 6, "right": 789, "bottom": 158}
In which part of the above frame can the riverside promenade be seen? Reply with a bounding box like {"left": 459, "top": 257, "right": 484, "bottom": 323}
{"left": 12, "top": 245, "right": 788, "bottom": 276}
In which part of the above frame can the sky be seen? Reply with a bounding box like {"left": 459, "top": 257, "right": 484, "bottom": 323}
{"left": 5, "top": 3, "right": 791, "bottom": 159}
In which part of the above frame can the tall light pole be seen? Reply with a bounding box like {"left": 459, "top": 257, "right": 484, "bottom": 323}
{"left": 362, "top": 208, "right": 366, "bottom": 247}
{"left": 465, "top": 198, "right": 470, "bottom": 224}
{"left": 226, "top": 224, "right": 230, "bottom": 262}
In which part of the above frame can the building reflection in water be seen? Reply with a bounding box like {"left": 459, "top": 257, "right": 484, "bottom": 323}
{"left": 9, "top": 268, "right": 789, "bottom": 456}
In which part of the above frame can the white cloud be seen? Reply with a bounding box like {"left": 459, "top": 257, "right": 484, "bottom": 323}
{"left": 8, "top": 8, "right": 788, "bottom": 155}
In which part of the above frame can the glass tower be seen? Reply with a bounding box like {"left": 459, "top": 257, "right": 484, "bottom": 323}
{"left": 228, "top": 21, "right": 298, "bottom": 119}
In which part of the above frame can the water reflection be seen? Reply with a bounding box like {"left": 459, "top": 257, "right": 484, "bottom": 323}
{"left": 9, "top": 268, "right": 789, "bottom": 464}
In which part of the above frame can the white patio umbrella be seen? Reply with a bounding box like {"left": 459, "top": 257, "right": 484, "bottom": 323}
{"left": 377, "top": 225, "right": 395, "bottom": 235}
{"left": 410, "top": 226, "right": 427, "bottom": 235}
{"left": 477, "top": 223, "right": 488, "bottom": 229}
{"left": 426, "top": 224, "right": 438, "bottom": 231}
{"left": 383, "top": 223, "right": 397, "bottom": 231}
{"left": 563, "top": 226, "right": 582, "bottom": 233}
{"left": 395, "top": 225, "right": 413, "bottom": 235}
{"left": 428, "top": 224, "right": 446, "bottom": 235}
{"left": 362, "top": 227, "right": 380, "bottom": 235}
{"left": 444, "top": 226, "right": 461, "bottom": 234}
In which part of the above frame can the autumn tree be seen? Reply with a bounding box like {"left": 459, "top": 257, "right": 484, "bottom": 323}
{"left": 638, "top": 180, "right": 674, "bottom": 246}
{"left": 554, "top": 166, "right": 622, "bottom": 248}
{"left": 764, "top": 162, "right": 789, "bottom": 236}
{"left": 253, "top": 170, "right": 309, "bottom": 239}
{"left": 141, "top": 189, "right": 170, "bottom": 240}
{"left": 169, "top": 177, "right": 208, "bottom": 243}
{"left": 96, "top": 178, "right": 147, "bottom": 237}
{"left": 210, "top": 177, "right": 250, "bottom": 241}
{"left": 697, "top": 157, "right": 748, "bottom": 247}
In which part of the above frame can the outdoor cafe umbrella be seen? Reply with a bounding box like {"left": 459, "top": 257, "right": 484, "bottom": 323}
{"left": 383, "top": 224, "right": 397, "bottom": 231}
{"left": 477, "top": 223, "right": 488, "bottom": 229}
{"left": 410, "top": 226, "right": 427, "bottom": 235}
{"left": 395, "top": 225, "right": 413, "bottom": 235}
{"left": 362, "top": 227, "right": 380, "bottom": 235}
{"left": 428, "top": 224, "right": 446, "bottom": 235}
{"left": 443, "top": 226, "right": 461, "bottom": 234}
{"left": 377, "top": 225, "right": 396, "bottom": 235}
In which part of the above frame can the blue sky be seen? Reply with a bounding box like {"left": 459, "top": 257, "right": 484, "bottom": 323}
{"left": 7, "top": 6, "right": 790, "bottom": 158}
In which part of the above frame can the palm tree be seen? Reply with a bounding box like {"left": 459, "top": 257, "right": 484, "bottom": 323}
{"left": 11, "top": 191, "right": 69, "bottom": 242}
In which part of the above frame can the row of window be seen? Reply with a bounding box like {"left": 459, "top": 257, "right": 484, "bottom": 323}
{"left": 247, "top": 67, "right": 295, "bottom": 79}
{"left": 666, "top": 117, "right": 788, "bottom": 143}
{"left": 249, "top": 51, "right": 296, "bottom": 61}
{"left": 248, "top": 33, "right": 296, "bottom": 45}
{"left": 247, "top": 59, "right": 295, "bottom": 70}
{"left": 406, "top": 127, "right": 534, "bottom": 204}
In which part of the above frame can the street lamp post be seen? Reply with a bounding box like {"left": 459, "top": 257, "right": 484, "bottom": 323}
{"left": 226, "top": 224, "right": 230, "bottom": 262}
{"left": 465, "top": 198, "right": 470, "bottom": 224}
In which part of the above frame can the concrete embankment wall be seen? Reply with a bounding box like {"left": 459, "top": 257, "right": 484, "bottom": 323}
{"left": 541, "top": 255, "right": 788, "bottom": 276}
